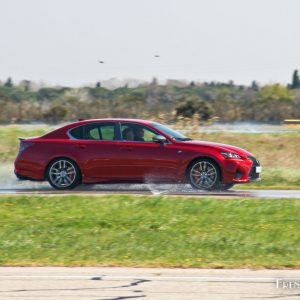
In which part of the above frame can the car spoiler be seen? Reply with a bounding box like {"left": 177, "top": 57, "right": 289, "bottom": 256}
{"left": 18, "top": 136, "right": 39, "bottom": 141}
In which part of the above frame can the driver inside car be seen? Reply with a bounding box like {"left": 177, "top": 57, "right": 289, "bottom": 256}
{"left": 134, "top": 127, "right": 145, "bottom": 141}
{"left": 122, "top": 128, "right": 135, "bottom": 141}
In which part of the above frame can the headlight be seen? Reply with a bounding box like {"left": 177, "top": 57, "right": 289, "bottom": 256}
{"left": 220, "top": 152, "right": 241, "bottom": 159}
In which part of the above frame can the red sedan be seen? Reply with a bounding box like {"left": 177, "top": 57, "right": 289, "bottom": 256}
{"left": 14, "top": 119, "right": 261, "bottom": 190}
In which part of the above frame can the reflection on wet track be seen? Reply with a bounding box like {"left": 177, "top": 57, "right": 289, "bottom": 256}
{"left": 1, "top": 183, "right": 300, "bottom": 198}
{"left": 1, "top": 164, "right": 300, "bottom": 198}
{"left": 0, "top": 164, "right": 300, "bottom": 199}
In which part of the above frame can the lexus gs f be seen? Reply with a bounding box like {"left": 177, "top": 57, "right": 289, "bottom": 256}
{"left": 14, "top": 119, "right": 261, "bottom": 190}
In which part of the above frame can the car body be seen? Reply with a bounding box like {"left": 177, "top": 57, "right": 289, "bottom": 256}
{"left": 14, "top": 119, "right": 261, "bottom": 190}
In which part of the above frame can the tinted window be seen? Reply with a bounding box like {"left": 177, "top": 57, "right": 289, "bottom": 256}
{"left": 84, "top": 122, "right": 116, "bottom": 140}
{"left": 69, "top": 125, "right": 84, "bottom": 139}
{"left": 121, "top": 123, "right": 157, "bottom": 142}
{"left": 69, "top": 123, "right": 116, "bottom": 140}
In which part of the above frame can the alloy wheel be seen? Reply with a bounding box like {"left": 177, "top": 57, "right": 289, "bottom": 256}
{"left": 48, "top": 159, "right": 77, "bottom": 188}
{"left": 189, "top": 160, "right": 218, "bottom": 190}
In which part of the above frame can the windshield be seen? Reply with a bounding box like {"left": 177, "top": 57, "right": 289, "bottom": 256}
{"left": 151, "top": 122, "right": 192, "bottom": 141}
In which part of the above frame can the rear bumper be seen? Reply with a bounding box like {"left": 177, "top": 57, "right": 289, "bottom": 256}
{"left": 14, "top": 170, "right": 29, "bottom": 180}
{"left": 14, "top": 158, "right": 45, "bottom": 181}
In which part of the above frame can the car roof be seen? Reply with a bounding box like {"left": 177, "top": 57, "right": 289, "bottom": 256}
{"left": 41, "top": 118, "right": 157, "bottom": 139}
{"left": 69, "top": 118, "right": 154, "bottom": 126}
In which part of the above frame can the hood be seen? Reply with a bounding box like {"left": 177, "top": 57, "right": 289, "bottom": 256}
{"left": 182, "top": 140, "right": 253, "bottom": 157}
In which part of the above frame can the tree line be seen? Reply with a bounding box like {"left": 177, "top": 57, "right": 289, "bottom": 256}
{"left": 1, "top": 72, "right": 300, "bottom": 124}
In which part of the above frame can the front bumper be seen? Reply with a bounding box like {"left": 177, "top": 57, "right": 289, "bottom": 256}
{"left": 222, "top": 156, "right": 261, "bottom": 184}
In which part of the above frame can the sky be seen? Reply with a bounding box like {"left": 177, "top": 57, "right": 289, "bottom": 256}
{"left": 0, "top": 0, "right": 300, "bottom": 87}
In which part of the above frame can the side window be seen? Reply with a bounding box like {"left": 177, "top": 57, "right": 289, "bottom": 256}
{"left": 84, "top": 122, "right": 116, "bottom": 140}
{"left": 69, "top": 125, "right": 84, "bottom": 139}
{"left": 121, "top": 123, "right": 158, "bottom": 142}
{"left": 89, "top": 128, "right": 100, "bottom": 140}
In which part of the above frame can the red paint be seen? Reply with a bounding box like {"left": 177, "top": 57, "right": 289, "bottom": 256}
{"left": 14, "top": 119, "right": 261, "bottom": 186}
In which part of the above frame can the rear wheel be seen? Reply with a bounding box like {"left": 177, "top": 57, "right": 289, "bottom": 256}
{"left": 188, "top": 159, "right": 221, "bottom": 190}
{"left": 46, "top": 158, "right": 80, "bottom": 190}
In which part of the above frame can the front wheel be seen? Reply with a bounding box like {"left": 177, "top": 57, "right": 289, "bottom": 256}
{"left": 188, "top": 159, "right": 221, "bottom": 190}
{"left": 46, "top": 158, "right": 80, "bottom": 190}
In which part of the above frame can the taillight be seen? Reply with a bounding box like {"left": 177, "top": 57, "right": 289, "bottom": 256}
{"left": 19, "top": 141, "right": 34, "bottom": 154}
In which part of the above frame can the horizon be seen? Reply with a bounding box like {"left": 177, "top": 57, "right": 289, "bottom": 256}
{"left": 1, "top": 75, "right": 296, "bottom": 90}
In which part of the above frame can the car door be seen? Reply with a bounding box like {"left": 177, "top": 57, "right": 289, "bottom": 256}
{"left": 116, "top": 122, "right": 182, "bottom": 181}
{"left": 71, "top": 122, "right": 121, "bottom": 180}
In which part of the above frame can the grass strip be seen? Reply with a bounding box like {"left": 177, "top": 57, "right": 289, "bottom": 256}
{"left": 0, "top": 194, "right": 300, "bottom": 268}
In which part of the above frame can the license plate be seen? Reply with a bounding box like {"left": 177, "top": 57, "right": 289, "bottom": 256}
{"left": 256, "top": 166, "right": 262, "bottom": 173}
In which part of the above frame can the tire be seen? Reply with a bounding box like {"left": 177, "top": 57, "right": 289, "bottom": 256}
{"left": 46, "top": 158, "right": 80, "bottom": 190}
{"left": 188, "top": 158, "right": 221, "bottom": 190}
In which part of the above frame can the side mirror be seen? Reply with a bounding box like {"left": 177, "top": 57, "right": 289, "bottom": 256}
{"left": 152, "top": 135, "right": 167, "bottom": 144}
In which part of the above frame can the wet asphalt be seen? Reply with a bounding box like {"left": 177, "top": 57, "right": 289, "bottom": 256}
{"left": 0, "top": 184, "right": 300, "bottom": 198}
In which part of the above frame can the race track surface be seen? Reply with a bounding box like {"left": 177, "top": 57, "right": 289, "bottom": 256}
{"left": 1, "top": 165, "right": 299, "bottom": 198}
{"left": 0, "top": 184, "right": 300, "bottom": 198}
{"left": 0, "top": 267, "right": 299, "bottom": 300}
